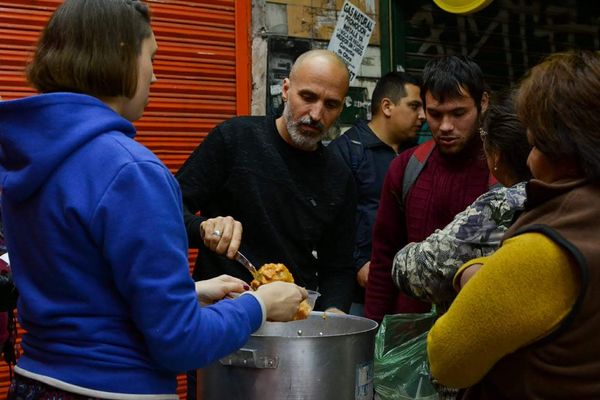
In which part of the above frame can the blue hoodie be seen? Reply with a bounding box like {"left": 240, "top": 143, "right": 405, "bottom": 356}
{"left": 0, "top": 93, "right": 263, "bottom": 397}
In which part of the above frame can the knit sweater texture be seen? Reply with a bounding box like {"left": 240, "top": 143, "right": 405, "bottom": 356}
{"left": 365, "top": 141, "right": 490, "bottom": 321}
{"left": 176, "top": 116, "right": 356, "bottom": 311}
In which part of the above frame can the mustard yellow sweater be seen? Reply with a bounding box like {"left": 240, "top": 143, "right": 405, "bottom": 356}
{"left": 427, "top": 232, "right": 579, "bottom": 388}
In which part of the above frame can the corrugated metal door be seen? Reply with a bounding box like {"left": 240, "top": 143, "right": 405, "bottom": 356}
{"left": 0, "top": 0, "right": 251, "bottom": 398}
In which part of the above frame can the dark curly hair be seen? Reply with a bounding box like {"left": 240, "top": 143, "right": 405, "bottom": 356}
{"left": 422, "top": 55, "right": 487, "bottom": 113}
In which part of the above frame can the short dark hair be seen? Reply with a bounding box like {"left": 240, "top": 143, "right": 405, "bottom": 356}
{"left": 422, "top": 55, "right": 487, "bottom": 113}
{"left": 481, "top": 90, "right": 531, "bottom": 182}
{"left": 516, "top": 50, "right": 600, "bottom": 181}
{"left": 370, "top": 71, "right": 421, "bottom": 116}
{"left": 27, "top": 0, "right": 152, "bottom": 98}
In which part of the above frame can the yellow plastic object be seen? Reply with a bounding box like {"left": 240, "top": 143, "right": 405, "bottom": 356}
{"left": 433, "top": 0, "right": 494, "bottom": 14}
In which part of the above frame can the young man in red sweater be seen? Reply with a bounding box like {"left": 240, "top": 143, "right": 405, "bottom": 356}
{"left": 364, "top": 55, "right": 490, "bottom": 322}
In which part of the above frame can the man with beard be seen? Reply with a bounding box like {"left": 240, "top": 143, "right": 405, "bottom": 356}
{"left": 364, "top": 55, "right": 492, "bottom": 323}
{"left": 178, "top": 49, "right": 355, "bottom": 398}
{"left": 176, "top": 49, "right": 355, "bottom": 313}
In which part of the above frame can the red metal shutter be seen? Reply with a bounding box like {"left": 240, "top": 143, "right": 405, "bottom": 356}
{"left": 0, "top": 0, "right": 250, "bottom": 398}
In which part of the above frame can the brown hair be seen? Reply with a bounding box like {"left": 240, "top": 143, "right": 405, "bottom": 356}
{"left": 27, "top": 0, "right": 151, "bottom": 98}
{"left": 481, "top": 89, "right": 531, "bottom": 183}
{"left": 516, "top": 50, "right": 600, "bottom": 180}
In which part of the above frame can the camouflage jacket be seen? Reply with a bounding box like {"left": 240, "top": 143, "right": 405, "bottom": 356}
{"left": 392, "top": 182, "right": 527, "bottom": 306}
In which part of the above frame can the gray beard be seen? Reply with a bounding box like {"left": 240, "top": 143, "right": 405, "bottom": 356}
{"left": 283, "top": 104, "right": 325, "bottom": 151}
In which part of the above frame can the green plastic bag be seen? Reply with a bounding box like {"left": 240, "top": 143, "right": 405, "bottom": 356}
{"left": 374, "top": 311, "right": 439, "bottom": 400}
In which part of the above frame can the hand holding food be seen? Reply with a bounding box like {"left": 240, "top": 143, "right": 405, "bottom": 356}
{"left": 251, "top": 263, "right": 316, "bottom": 320}
{"left": 254, "top": 281, "right": 307, "bottom": 322}
{"left": 194, "top": 274, "right": 249, "bottom": 306}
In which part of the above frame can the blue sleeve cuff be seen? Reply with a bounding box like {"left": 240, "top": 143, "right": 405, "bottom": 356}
{"left": 238, "top": 292, "right": 265, "bottom": 330}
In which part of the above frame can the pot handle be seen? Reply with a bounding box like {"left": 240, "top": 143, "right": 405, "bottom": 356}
{"left": 219, "top": 348, "right": 279, "bottom": 369}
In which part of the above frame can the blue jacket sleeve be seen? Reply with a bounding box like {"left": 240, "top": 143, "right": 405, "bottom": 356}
{"left": 91, "top": 160, "right": 263, "bottom": 372}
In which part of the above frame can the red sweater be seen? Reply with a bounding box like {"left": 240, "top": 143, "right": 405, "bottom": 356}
{"left": 364, "top": 141, "right": 490, "bottom": 322}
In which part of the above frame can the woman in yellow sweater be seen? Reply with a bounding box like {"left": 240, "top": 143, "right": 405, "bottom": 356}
{"left": 428, "top": 50, "right": 600, "bottom": 399}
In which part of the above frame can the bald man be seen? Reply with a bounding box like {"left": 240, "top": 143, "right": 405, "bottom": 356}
{"left": 176, "top": 50, "right": 356, "bottom": 314}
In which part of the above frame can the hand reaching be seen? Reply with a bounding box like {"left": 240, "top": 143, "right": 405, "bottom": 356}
{"left": 357, "top": 261, "right": 370, "bottom": 288}
{"left": 195, "top": 274, "right": 249, "bottom": 306}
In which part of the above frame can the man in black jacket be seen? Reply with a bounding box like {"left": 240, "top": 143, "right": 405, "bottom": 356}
{"left": 176, "top": 49, "right": 356, "bottom": 314}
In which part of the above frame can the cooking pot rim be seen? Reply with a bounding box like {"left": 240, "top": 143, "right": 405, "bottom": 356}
{"left": 252, "top": 311, "right": 379, "bottom": 338}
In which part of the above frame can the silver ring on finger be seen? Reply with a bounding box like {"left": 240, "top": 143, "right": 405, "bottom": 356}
{"left": 212, "top": 229, "right": 222, "bottom": 237}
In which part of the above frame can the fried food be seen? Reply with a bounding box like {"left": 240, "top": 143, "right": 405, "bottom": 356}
{"left": 251, "top": 263, "right": 311, "bottom": 320}
{"left": 250, "top": 263, "right": 294, "bottom": 290}
{"left": 294, "top": 300, "right": 311, "bottom": 320}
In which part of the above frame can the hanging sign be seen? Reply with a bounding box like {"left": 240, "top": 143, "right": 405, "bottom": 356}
{"left": 327, "top": 1, "right": 375, "bottom": 83}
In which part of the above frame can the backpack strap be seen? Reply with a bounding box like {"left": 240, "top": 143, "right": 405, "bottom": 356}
{"left": 401, "top": 139, "right": 501, "bottom": 204}
{"left": 401, "top": 139, "right": 436, "bottom": 203}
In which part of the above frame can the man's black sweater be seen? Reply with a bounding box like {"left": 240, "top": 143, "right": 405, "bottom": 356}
{"left": 176, "top": 116, "right": 356, "bottom": 311}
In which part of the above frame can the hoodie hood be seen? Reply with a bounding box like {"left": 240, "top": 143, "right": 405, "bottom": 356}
{"left": 0, "top": 92, "right": 135, "bottom": 202}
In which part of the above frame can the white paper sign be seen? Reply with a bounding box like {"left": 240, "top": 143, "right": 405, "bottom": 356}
{"left": 327, "top": 1, "right": 375, "bottom": 83}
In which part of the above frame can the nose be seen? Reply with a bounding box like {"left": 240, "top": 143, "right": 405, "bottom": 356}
{"left": 417, "top": 107, "right": 425, "bottom": 121}
{"left": 308, "top": 102, "right": 324, "bottom": 122}
{"left": 439, "top": 115, "right": 454, "bottom": 132}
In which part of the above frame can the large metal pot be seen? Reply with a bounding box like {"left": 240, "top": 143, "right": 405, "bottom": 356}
{"left": 202, "top": 312, "right": 378, "bottom": 400}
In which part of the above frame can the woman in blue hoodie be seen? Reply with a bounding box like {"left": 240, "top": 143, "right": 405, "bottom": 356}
{"left": 0, "top": 0, "right": 306, "bottom": 398}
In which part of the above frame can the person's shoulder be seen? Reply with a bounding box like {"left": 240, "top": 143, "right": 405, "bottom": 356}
{"left": 218, "top": 115, "right": 269, "bottom": 131}
{"left": 328, "top": 131, "right": 351, "bottom": 147}
{"left": 101, "top": 131, "right": 160, "bottom": 164}
{"left": 331, "top": 120, "right": 367, "bottom": 142}
{"left": 469, "top": 182, "right": 527, "bottom": 225}
{"left": 327, "top": 128, "right": 355, "bottom": 155}
{"left": 477, "top": 181, "right": 526, "bottom": 205}
{"left": 391, "top": 143, "right": 419, "bottom": 169}
{"left": 504, "top": 181, "right": 528, "bottom": 209}
{"left": 212, "top": 116, "right": 272, "bottom": 144}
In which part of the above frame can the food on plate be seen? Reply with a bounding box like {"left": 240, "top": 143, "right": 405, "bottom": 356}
{"left": 251, "top": 263, "right": 312, "bottom": 320}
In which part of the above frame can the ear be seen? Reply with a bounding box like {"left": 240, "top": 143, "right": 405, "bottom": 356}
{"left": 281, "top": 77, "right": 291, "bottom": 102}
{"left": 381, "top": 98, "right": 394, "bottom": 117}
{"left": 480, "top": 91, "right": 490, "bottom": 114}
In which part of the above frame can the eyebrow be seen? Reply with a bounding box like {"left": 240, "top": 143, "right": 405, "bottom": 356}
{"left": 426, "top": 105, "right": 466, "bottom": 112}
{"left": 297, "top": 88, "right": 315, "bottom": 97}
{"left": 298, "top": 89, "right": 342, "bottom": 105}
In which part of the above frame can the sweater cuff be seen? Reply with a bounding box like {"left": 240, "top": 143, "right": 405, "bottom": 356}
{"left": 240, "top": 291, "right": 266, "bottom": 328}
{"left": 453, "top": 257, "right": 488, "bottom": 291}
